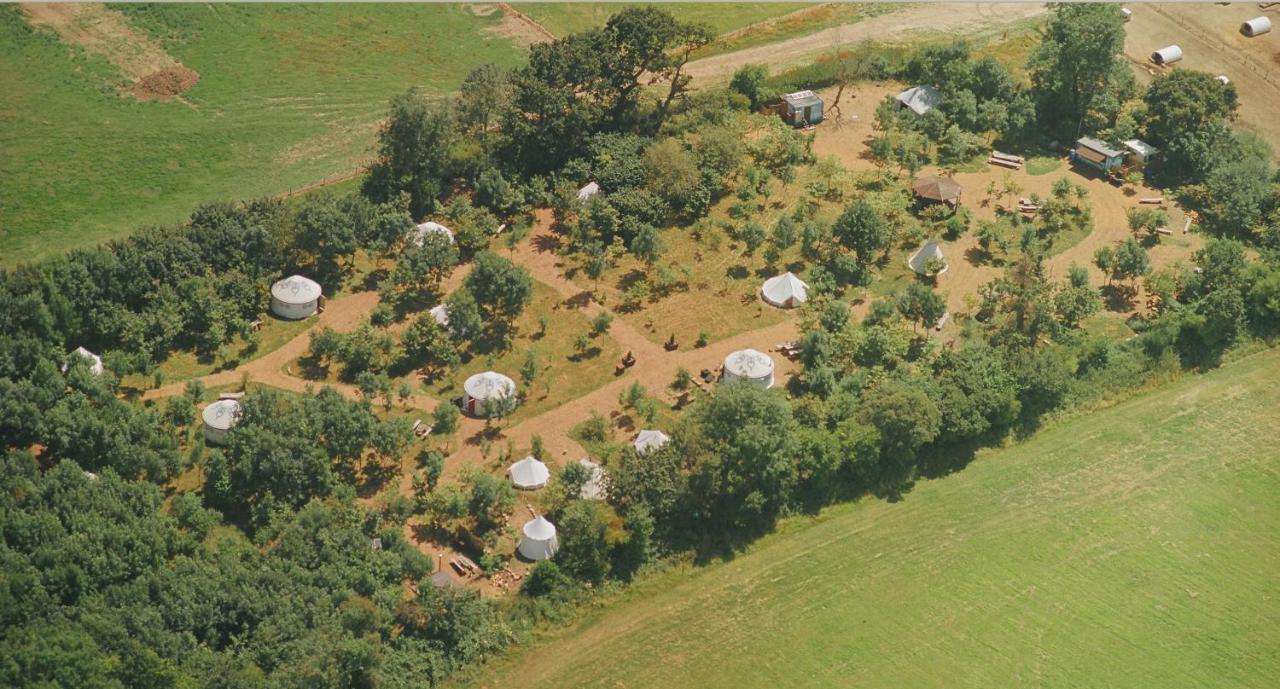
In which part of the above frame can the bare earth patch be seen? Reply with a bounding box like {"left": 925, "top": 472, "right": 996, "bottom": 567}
{"left": 480, "top": 3, "right": 556, "bottom": 48}
{"left": 21, "top": 2, "right": 200, "bottom": 100}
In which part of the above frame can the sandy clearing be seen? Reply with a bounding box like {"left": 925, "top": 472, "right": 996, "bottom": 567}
{"left": 684, "top": 3, "right": 1049, "bottom": 83}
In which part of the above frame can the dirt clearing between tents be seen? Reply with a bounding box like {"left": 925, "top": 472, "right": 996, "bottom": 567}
{"left": 1123, "top": 4, "right": 1280, "bottom": 157}
{"left": 20, "top": 2, "right": 199, "bottom": 100}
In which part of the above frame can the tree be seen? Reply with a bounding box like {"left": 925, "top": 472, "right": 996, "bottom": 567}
{"left": 645, "top": 139, "right": 701, "bottom": 212}
{"left": 739, "top": 222, "right": 766, "bottom": 256}
{"left": 630, "top": 223, "right": 663, "bottom": 265}
{"left": 444, "top": 288, "right": 484, "bottom": 340}
{"left": 295, "top": 193, "right": 358, "bottom": 286}
{"left": 729, "top": 64, "right": 770, "bottom": 109}
{"left": 557, "top": 500, "right": 614, "bottom": 583}
{"left": 1110, "top": 238, "right": 1151, "bottom": 288}
{"left": 464, "top": 469, "right": 516, "bottom": 533}
{"left": 1054, "top": 263, "right": 1101, "bottom": 328}
{"left": 432, "top": 402, "right": 459, "bottom": 437}
{"left": 363, "top": 88, "right": 453, "bottom": 218}
{"left": 457, "top": 63, "right": 512, "bottom": 152}
{"left": 896, "top": 283, "right": 947, "bottom": 331}
{"left": 590, "top": 311, "right": 613, "bottom": 336}
{"left": 857, "top": 379, "right": 940, "bottom": 490}
{"left": 1126, "top": 207, "right": 1169, "bottom": 242}
{"left": 1028, "top": 4, "right": 1132, "bottom": 137}
{"left": 465, "top": 252, "right": 533, "bottom": 331}
{"left": 401, "top": 313, "right": 459, "bottom": 374}
{"left": 519, "top": 349, "right": 539, "bottom": 388}
{"left": 1143, "top": 69, "right": 1239, "bottom": 182}
{"left": 386, "top": 232, "right": 459, "bottom": 301}
{"left": 832, "top": 199, "right": 891, "bottom": 264}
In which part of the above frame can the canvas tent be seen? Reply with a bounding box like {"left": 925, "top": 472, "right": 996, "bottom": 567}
{"left": 761, "top": 272, "right": 809, "bottom": 308}
{"left": 509, "top": 456, "right": 550, "bottom": 490}
{"left": 723, "top": 349, "right": 776, "bottom": 388}
{"left": 577, "top": 459, "right": 608, "bottom": 500}
{"left": 201, "top": 399, "right": 242, "bottom": 445}
{"left": 64, "top": 346, "right": 104, "bottom": 376}
{"left": 908, "top": 240, "right": 948, "bottom": 276}
{"left": 1241, "top": 16, "right": 1271, "bottom": 37}
{"left": 518, "top": 516, "right": 559, "bottom": 561}
{"left": 781, "top": 90, "right": 824, "bottom": 127}
{"left": 271, "top": 275, "right": 322, "bottom": 319}
{"left": 578, "top": 182, "right": 600, "bottom": 204}
{"left": 633, "top": 429, "right": 670, "bottom": 454}
{"left": 1150, "top": 45, "right": 1183, "bottom": 65}
{"left": 913, "top": 175, "right": 962, "bottom": 208}
{"left": 462, "top": 371, "right": 517, "bottom": 417}
{"left": 409, "top": 221, "right": 455, "bottom": 246}
{"left": 895, "top": 85, "right": 943, "bottom": 116}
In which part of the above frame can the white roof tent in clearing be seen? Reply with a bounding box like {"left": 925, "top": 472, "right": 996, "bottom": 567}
{"left": 518, "top": 516, "right": 559, "bottom": 561}
{"left": 409, "top": 221, "right": 455, "bottom": 246}
{"left": 633, "top": 429, "right": 670, "bottom": 454}
{"left": 761, "top": 272, "right": 809, "bottom": 308}
{"left": 63, "top": 346, "right": 104, "bottom": 376}
{"left": 461, "top": 371, "right": 517, "bottom": 417}
{"left": 270, "top": 275, "right": 322, "bottom": 319}
{"left": 723, "top": 349, "right": 776, "bottom": 389}
{"left": 508, "top": 456, "right": 550, "bottom": 490}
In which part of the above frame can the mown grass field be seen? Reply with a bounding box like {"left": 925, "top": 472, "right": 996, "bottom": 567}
{"left": 460, "top": 348, "right": 1280, "bottom": 689}
{"left": 517, "top": 3, "right": 811, "bottom": 39}
{"left": 0, "top": 4, "right": 526, "bottom": 265}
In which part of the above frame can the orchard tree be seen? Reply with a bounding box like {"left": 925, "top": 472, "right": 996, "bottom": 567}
{"left": 363, "top": 88, "right": 453, "bottom": 218}
{"left": 896, "top": 283, "right": 947, "bottom": 331}
{"left": 401, "top": 312, "right": 459, "bottom": 375}
{"left": 457, "top": 63, "right": 513, "bottom": 153}
{"left": 1143, "top": 69, "right": 1238, "bottom": 183}
{"left": 1028, "top": 3, "right": 1133, "bottom": 137}
{"left": 465, "top": 252, "right": 533, "bottom": 331}
{"left": 832, "top": 199, "right": 891, "bottom": 264}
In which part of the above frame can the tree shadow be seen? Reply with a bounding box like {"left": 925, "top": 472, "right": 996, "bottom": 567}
{"left": 563, "top": 291, "right": 594, "bottom": 310}
{"left": 1101, "top": 284, "right": 1137, "bottom": 312}
{"left": 617, "top": 269, "right": 647, "bottom": 292}
{"left": 297, "top": 354, "right": 330, "bottom": 381}
{"left": 531, "top": 233, "right": 562, "bottom": 253}
{"left": 726, "top": 265, "right": 750, "bottom": 280}
{"left": 964, "top": 246, "right": 993, "bottom": 267}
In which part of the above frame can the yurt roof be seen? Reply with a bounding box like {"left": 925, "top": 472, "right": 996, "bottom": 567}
{"left": 509, "top": 456, "right": 550, "bottom": 488}
{"left": 578, "top": 459, "right": 607, "bottom": 500}
{"left": 410, "top": 221, "right": 455, "bottom": 245}
{"left": 578, "top": 182, "right": 600, "bottom": 202}
{"left": 724, "top": 349, "right": 775, "bottom": 379}
{"left": 65, "top": 346, "right": 104, "bottom": 374}
{"left": 895, "top": 85, "right": 943, "bottom": 115}
{"left": 761, "top": 272, "right": 809, "bottom": 305}
{"left": 912, "top": 175, "right": 962, "bottom": 202}
{"left": 463, "top": 371, "right": 516, "bottom": 401}
{"left": 908, "top": 240, "right": 946, "bottom": 275}
{"left": 201, "top": 399, "right": 242, "bottom": 431}
{"left": 633, "top": 429, "right": 671, "bottom": 453}
{"left": 271, "top": 275, "right": 322, "bottom": 305}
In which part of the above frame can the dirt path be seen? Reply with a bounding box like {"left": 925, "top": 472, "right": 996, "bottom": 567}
{"left": 20, "top": 3, "right": 199, "bottom": 100}
{"left": 684, "top": 3, "right": 1049, "bottom": 83}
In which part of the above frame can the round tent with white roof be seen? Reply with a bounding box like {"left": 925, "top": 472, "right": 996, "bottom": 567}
{"left": 508, "top": 456, "right": 550, "bottom": 490}
{"left": 461, "top": 371, "right": 517, "bottom": 417}
{"left": 723, "top": 349, "right": 776, "bottom": 388}
{"left": 63, "top": 347, "right": 104, "bottom": 376}
{"left": 201, "top": 399, "right": 242, "bottom": 445}
{"left": 577, "top": 182, "right": 600, "bottom": 204}
{"left": 270, "top": 275, "right": 322, "bottom": 319}
{"left": 577, "top": 459, "right": 608, "bottom": 500}
{"left": 633, "top": 429, "right": 670, "bottom": 454}
{"left": 409, "top": 221, "right": 455, "bottom": 246}
{"left": 518, "top": 516, "right": 559, "bottom": 561}
{"left": 761, "top": 272, "right": 809, "bottom": 308}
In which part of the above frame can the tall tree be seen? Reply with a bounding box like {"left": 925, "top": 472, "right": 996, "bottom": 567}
{"left": 464, "top": 252, "right": 533, "bottom": 330}
{"left": 1028, "top": 3, "right": 1132, "bottom": 137}
{"left": 457, "top": 64, "right": 513, "bottom": 153}
{"left": 363, "top": 88, "right": 453, "bottom": 218}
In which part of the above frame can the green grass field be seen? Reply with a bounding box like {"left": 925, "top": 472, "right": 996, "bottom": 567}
{"left": 0, "top": 4, "right": 526, "bottom": 265}
{"left": 460, "top": 348, "right": 1280, "bottom": 689}
{"left": 517, "top": 3, "right": 811, "bottom": 39}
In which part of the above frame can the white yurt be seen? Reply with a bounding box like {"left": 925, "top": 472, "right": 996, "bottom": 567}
{"left": 270, "top": 275, "right": 322, "bottom": 319}
{"left": 908, "top": 240, "right": 948, "bottom": 276}
{"left": 1150, "top": 45, "right": 1183, "bottom": 65}
{"left": 577, "top": 458, "right": 608, "bottom": 500}
{"left": 723, "top": 349, "right": 776, "bottom": 388}
{"left": 461, "top": 371, "right": 516, "bottom": 417}
{"left": 518, "top": 516, "right": 559, "bottom": 561}
{"left": 409, "top": 221, "right": 455, "bottom": 246}
{"left": 508, "top": 455, "right": 550, "bottom": 490}
{"left": 577, "top": 181, "right": 600, "bottom": 204}
{"left": 201, "top": 399, "right": 242, "bottom": 445}
{"left": 761, "top": 272, "right": 810, "bottom": 308}
{"left": 430, "top": 303, "right": 451, "bottom": 329}
{"left": 1241, "top": 16, "right": 1272, "bottom": 37}
{"left": 633, "top": 429, "right": 670, "bottom": 454}
{"left": 63, "top": 346, "right": 104, "bottom": 376}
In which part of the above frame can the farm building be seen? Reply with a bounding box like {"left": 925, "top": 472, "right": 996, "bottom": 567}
{"left": 461, "top": 371, "right": 517, "bottom": 417}
{"left": 761, "top": 272, "right": 809, "bottom": 308}
{"left": 1072, "top": 137, "right": 1125, "bottom": 173}
{"left": 723, "top": 349, "right": 776, "bottom": 388}
{"left": 578, "top": 182, "right": 600, "bottom": 204}
{"left": 913, "top": 175, "right": 963, "bottom": 209}
{"left": 1241, "top": 16, "right": 1271, "bottom": 37}
{"left": 518, "top": 516, "right": 559, "bottom": 561}
{"left": 1150, "top": 45, "right": 1183, "bottom": 65}
{"left": 508, "top": 455, "right": 550, "bottom": 490}
{"left": 201, "top": 399, "right": 242, "bottom": 445}
{"left": 633, "top": 429, "right": 670, "bottom": 454}
{"left": 409, "top": 221, "right": 454, "bottom": 246}
{"left": 63, "top": 346, "right": 104, "bottom": 376}
{"left": 895, "top": 85, "right": 944, "bottom": 116}
{"left": 781, "top": 90, "right": 824, "bottom": 127}
{"left": 270, "top": 275, "right": 322, "bottom": 319}
{"left": 1123, "top": 139, "right": 1159, "bottom": 167}
{"left": 908, "top": 240, "right": 948, "bottom": 276}
{"left": 577, "top": 459, "right": 608, "bottom": 500}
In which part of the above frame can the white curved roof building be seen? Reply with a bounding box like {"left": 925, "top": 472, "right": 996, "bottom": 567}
{"left": 518, "top": 516, "right": 559, "bottom": 561}
{"left": 761, "top": 272, "right": 809, "bottom": 308}
{"left": 1150, "top": 45, "right": 1183, "bottom": 65}
{"left": 1241, "top": 16, "right": 1271, "bottom": 37}
{"left": 578, "top": 458, "right": 608, "bottom": 500}
{"left": 723, "top": 349, "right": 776, "bottom": 388}
{"left": 578, "top": 181, "right": 600, "bottom": 204}
{"left": 633, "top": 429, "right": 670, "bottom": 454}
{"left": 409, "top": 221, "right": 455, "bottom": 246}
{"left": 201, "top": 399, "right": 242, "bottom": 445}
{"left": 63, "top": 347, "right": 104, "bottom": 376}
{"left": 462, "top": 371, "right": 517, "bottom": 417}
{"left": 270, "top": 275, "right": 322, "bottom": 319}
{"left": 508, "top": 455, "right": 550, "bottom": 490}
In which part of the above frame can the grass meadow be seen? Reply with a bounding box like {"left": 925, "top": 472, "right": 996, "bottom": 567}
{"left": 0, "top": 4, "right": 526, "bottom": 264}
{"left": 459, "top": 347, "right": 1280, "bottom": 689}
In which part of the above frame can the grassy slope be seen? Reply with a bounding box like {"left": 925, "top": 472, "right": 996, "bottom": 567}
{"left": 518, "top": 3, "right": 812, "bottom": 38}
{"left": 0, "top": 4, "right": 525, "bottom": 264}
{"left": 460, "top": 348, "right": 1280, "bottom": 689}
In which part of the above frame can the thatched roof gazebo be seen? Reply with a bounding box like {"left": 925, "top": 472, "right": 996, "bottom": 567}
{"left": 913, "top": 175, "right": 963, "bottom": 209}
